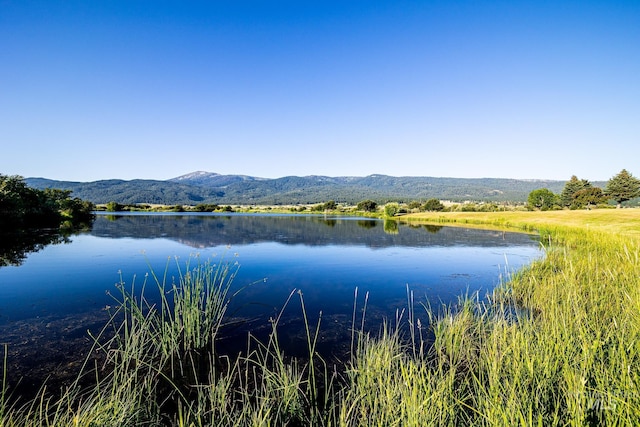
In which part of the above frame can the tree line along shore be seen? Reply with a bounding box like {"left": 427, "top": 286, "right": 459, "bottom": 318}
{"left": 95, "top": 169, "right": 640, "bottom": 214}
{"left": 4, "top": 169, "right": 638, "bottom": 224}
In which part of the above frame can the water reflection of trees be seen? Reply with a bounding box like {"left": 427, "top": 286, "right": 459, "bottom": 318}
{"left": 0, "top": 222, "right": 93, "bottom": 267}
{"left": 357, "top": 220, "right": 377, "bottom": 229}
{"left": 383, "top": 220, "right": 399, "bottom": 234}
{"left": 0, "top": 230, "right": 68, "bottom": 267}
{"left": 406, "top": 223, "right": 444, "bottom": 234}
{"left": 91, "top": 214, "right": 537, "bottom": 250}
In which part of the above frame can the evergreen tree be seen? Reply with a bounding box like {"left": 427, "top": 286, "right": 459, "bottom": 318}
{"left": 605, "top": 169, "right": 640, "bottom": 207}
{"left": 572, "top": 187, "right": 607, "bottom": 209}
{"left": 560, "top": 175, "right": 591, "bottom": 207}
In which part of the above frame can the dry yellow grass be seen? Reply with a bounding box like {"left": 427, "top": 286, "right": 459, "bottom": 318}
{"left": 401, "top": 208, "right": 640, "bottom": 238}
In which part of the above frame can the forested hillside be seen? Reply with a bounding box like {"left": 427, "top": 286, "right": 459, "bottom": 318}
{"left": 25, "top": 172, "right": 578, "bottom": 205}
{"left": 25, "top": 178, "right": 224, "bottom": 205}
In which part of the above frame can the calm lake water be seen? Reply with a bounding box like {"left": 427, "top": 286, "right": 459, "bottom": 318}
{"left": 0, "top": 213, "right": 541, "bottom": 389}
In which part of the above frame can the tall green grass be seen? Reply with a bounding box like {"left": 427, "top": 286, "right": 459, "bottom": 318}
{"left": 0, "top": 256, "right": 341, "bottom": 426}
{"left": 336, "top": 221, "right": 640, "bottom": 425}
{"left": 1, "top": 213, "right": 639, "bottom": 425}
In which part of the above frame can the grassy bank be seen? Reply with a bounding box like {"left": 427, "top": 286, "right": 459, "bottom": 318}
{"left": 400, "top": 209, "right": 640, "bottom": 237}
{"left": 368, "top": 209, "right": 640, "bottom": 425}
{"left": 1, "top": 210, "right": 639, "bottom": 425}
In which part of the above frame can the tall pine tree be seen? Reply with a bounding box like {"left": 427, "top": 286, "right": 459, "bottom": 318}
{"left": 560, "top": 175, "right": 592, "bottom": 208}
{"left": 606, "top": 169, "right": 640, "bottom": 207}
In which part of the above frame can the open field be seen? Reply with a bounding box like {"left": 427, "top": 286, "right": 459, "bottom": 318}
{"left": 1, "top": 209, "right": 639, "bottom": 425}
{"left": 387, "top": 208, "right": 640, "bottom": 425}
{"left": 401, "top": 208, "right": 640, "bottom": 237}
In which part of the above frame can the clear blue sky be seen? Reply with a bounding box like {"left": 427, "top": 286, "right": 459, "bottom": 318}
{"left": 1, "top": 0, "right": 639, "bottom": 182}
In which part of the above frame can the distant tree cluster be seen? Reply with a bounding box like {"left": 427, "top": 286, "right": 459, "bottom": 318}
{"left": 105, "top": 201, "right": 125, "bottom": 212}
{"left": 100, "top": 202, "right": 239, "bottom": 213}
{"left": 422, "top": 198, "right": 445, "bottom": 212}
{"left": 192, "top": 203, "right": 221, "bottom": 212}
{"left": 354, "top": 198, "right": 516, "bottom": 215}
{"left": 527, "top": 169, "right": 640, "bottom": 210}
{"left": 356, "top": 199, "right": 378, "bottom": 212}
{"left": 384, "top": 203, "right": 400, "bottom": 217}
{"left": 356, "top": 198, "right": 446, "bottom": 214}
{"left": 0, "top": 174, "right": 95, "bottom": 228}
{"left": 311, "top": 200, "right": 338, "bottom": 212}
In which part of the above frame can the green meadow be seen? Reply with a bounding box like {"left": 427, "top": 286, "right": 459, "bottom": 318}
{"left": 1, "top": 209, "right": 639, "bottom": 426}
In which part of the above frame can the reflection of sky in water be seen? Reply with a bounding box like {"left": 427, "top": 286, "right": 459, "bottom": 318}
{"left": 0, "top": 215, "right": 541, "bottom": 327}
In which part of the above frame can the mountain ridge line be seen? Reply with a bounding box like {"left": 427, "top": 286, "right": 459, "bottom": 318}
{"left": 24, "top": 171, "right": 596, "bottom": 206}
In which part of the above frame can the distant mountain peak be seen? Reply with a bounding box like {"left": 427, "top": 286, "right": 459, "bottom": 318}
{"left": 169, "top": 171, "right": 263, "bottom": 188}
{"left": 171, "top": 171, "right": 219, "bottom": 181}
